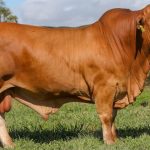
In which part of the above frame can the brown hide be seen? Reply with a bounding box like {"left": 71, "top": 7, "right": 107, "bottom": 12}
{"left": 0, "top": 6, "right": 149, "bottom": 116}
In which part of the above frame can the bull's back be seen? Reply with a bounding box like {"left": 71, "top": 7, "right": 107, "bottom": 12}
{"left": 0, "top": 23, "right": 98, "bottom": 93}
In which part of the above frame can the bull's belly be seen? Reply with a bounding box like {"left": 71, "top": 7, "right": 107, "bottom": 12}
{"left": 11, "top": 87, "right": 92, "bottom": 120}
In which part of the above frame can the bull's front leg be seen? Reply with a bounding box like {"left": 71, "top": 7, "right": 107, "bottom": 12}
{"left": 111, "top": 109, "right": 118, "bottom": 140}
{"left": 0, "top": 113, "right": 14, "bottom": 148}
{"left": 95, "top": 86, "right": 117, "bottom": 144}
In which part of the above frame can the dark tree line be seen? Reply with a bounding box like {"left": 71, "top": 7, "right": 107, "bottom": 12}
{"left": 0, "top": 0, "right": 18, "bottom": 23}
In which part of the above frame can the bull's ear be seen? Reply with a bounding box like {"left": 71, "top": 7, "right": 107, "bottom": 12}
{"left": 143, "top": 4, "right": 150, "bottom": 16}
{"left": 143, "top": 4, "right": 150, "bottom": 25}
{"left": 136, "top": 16, "right": 145, "bottom": 32}
{"left": 136, "top": 5, "right": 150, "bottom": 32}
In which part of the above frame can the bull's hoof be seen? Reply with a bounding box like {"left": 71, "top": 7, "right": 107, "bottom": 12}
{"left": 104, "top": 139, "right": 115, "bottom": 145}
{"left": 3, "top": 142, "right": 15, "bottom": 149}
{"left": 3, "top": 143, "right": 15, "bottom": 149}
{"left": 112, "top": 132, "right": 118, "bottom": 141}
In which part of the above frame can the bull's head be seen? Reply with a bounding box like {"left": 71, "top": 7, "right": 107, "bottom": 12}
{"left": 137, "top": 5, "right": 150, "bottom": 51}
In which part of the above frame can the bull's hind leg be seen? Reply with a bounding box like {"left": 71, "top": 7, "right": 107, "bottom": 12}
{"left": 0, "top": 94, "right": 14, "bottom": 148}
{"left": 0, "top": 113, "right": 14, "bottom": 148}
{"left": 95, "top": 86, "right": 116, "bottom": 144}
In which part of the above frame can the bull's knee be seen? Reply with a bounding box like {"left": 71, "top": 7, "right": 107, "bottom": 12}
{"left": 99, "top": 113, "right": 112, "bottom": 126}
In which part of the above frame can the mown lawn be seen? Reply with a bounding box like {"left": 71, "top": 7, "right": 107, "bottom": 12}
{"left": 4, "top": 88, "right": 150, "bottom": 150}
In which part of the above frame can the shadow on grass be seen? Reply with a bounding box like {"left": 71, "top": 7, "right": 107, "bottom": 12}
{"left": 10, "top": 128, "right": 102, "bottom": 143}
{"left": 9, "top": 125, "right": 150, "bottom": 143}
{"left": 117, "top": 126, "right": 150, "bottom": 138}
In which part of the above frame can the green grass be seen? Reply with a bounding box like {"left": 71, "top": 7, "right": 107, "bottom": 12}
{"left": 4, "top": 88, "right": 150, "bottom": 150}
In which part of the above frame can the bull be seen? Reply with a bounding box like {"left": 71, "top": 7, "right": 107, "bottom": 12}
{"left": 0, "top": 5, "right": 149, "bottom": 148}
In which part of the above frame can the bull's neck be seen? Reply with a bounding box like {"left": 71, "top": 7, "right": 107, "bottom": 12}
{"left": 143, "top": 27, "right": 150, "bottom": 64}
{"left": 97, "top": 21, "right": 137, "bottom": 70}
{"left": 128, "top": 30, "right": 150, "bottom": 100}
{"left": 136, "top": 29, "right": 150, "bottom": 85}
